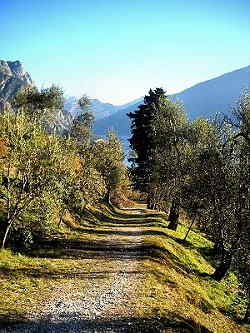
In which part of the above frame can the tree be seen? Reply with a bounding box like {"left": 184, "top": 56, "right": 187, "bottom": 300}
{"left": 70, "top": 95, "right": 94, "bottom": 142}
{"left": 179, "top": 119, "right": 219, "bottom": 240}
{"left": 152, "top": 96, "right": 188, "bottom": 229}
{"left": 210, "top": 94, "right": 250, "bottom": 282}
{"left": 184, "top": 118, "right": 240, "bottom": 279}
{"left": 0, "top": 112, "right": 64, "bottom": 248}
{"left": 128, "top": 88, "right": 166, "bottom": 203}
{"left": 185, "top": 93, "right": 250, "bottom": 285}
{"left": 0, "top": 87, "right": 124, "bottom": 249}
{"left": 128, "top": 88, "right": 189, "bottom": 230}
{"left": 13, "top": 85, "right": 64, "bottom": 124}
{"left": 93, "top": 131, "right": 125, "bottom": 203}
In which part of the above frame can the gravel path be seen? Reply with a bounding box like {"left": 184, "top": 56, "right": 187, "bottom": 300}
{"left": 1, "top": 209, "right": 184, "bottom": 333}
{"left": 3, "top": 260, "right": 142, "bottom": 332}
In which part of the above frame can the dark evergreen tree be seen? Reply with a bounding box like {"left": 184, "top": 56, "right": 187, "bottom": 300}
{"left": 127, "top": 88, "right": 166, "bottom": 208}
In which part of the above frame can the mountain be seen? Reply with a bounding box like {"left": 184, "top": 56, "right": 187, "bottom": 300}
{"left": 94, "top": 65, "right": 250, "bottom": 137}
{"left": 64, "top": 96, "right": 144, "bottom": 121}
{"left": 2, "top": 60, "right": 249, "bottom": 141}
{"left": 171, "top": 65, "right": 250, "bottom": 119}
{"left": 115, "top": 97, "right": 143, "bottom": 110}
{"left": 0, "top": 60, "right": 72, "bottom": 134}
{"left": 90, "top": 99, "right": 119, "bottom": 119}
{"left": 64, "top": 97, "right": 121, "bottom": 120}
{"left": 93, "top": 100, "right": 140, "bottom": 137}
{"left": 0, "top": 60, "right": 33, "bottom": 108}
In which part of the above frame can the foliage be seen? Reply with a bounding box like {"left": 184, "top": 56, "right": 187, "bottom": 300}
{"left": 13, "top": 85, "right": 64, "bottom": 124}
{"left": 69, "top": 95, "right": 94, "bottom": 142}
{"left": 0, "top": 88, "right": 127, "bottom": 249}
{"left": 128, "top": 88, "right": 189, "bottom": 229}
{"left": 128, "top": 88, "right": 166, "bottom": 195}
{"left": 93, "top": 131, "right": 126, "bottom": 200}
{"left": 127, "top": 87, "right": 250, "bottom": 321}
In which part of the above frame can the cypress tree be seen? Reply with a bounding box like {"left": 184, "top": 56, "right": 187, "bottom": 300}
{"left": 127, "top": 88, "right": 166, "bottom": 208}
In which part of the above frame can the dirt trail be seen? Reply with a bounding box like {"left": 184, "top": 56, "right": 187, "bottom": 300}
{"left": 1, "top": 208, "right": 189, "bottom": 333}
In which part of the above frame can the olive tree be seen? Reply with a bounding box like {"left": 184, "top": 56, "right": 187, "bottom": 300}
{"left": 0, "top": 112, "right": 64, "bottom": 248}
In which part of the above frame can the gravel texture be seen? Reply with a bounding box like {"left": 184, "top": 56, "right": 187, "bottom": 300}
{"left": 2, "top": 258, "right": 169, "bottom": 332}
{"left": 1, "top": 208, "right": 188, "bottom": 333}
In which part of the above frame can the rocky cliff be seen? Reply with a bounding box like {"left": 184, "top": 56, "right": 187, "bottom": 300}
{"left": 0, "top": 60, "right": 33, "bottom": 106}
{"left": 0, "top": 60, "right": 71, "bottom": 135}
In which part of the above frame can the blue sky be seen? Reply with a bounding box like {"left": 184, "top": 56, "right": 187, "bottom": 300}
{"left": 1, "top": 0, "right": 250, "bottom": 104}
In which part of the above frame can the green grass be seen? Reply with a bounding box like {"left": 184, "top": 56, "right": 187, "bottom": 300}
{"left": 135, "top": 225, "right": 246, "bottom": 332}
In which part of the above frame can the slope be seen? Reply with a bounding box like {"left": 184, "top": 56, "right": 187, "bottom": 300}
{"left": 171, "top": 65, "right": 250, "bottom": 119}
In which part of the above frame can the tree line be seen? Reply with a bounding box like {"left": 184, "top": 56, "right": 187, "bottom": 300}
{"left": 128, "top": 88, "right": 250, "bottom": 323}
{"left": 0, "top": 86, "right": 128, "bottom": 250}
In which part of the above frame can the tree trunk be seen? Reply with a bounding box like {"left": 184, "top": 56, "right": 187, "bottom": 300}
{"left": 147, "top": 196, "right": 154, "bottom": 209}
{"left": 183, "top": 214, "right": 196, "bottom": 242}
{"left": 105, "top": 190, "right": 111, "bottom": 205}
{"left": 108, "top": 190, "right": 111, "bottom": 205}
{"left": 1, "top": 198, "right": 33, "bottom": 249}
{"left": 1, "top": 222, "right": 12, "bottom": 249}
{"left": 211, "top": 249, "right": 232, "bottom": 281}
{"left": 58, "top": 209, "right": 66, "bottom": 228}
{"left": 168, "top": 198, "right": 180, "bottom": 231}
{"left": 244, "top": 290, "right": 250, "bottom": 323}
{"left": 212, "top": 238, "right": 224, "bottom": 257}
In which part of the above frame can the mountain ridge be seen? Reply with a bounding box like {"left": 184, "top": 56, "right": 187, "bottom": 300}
{"left": 64, "top": 96, "right": 144, "bottom": 121}
{"left": 1, "top": 60, "right": 249, "bottom": 139}
{"left": 94, "top": 64, "right": 250, "bottom": 136}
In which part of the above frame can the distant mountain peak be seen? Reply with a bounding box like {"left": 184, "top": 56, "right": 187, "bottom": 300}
{"left": 7, "top": 60, "right": 24, "bottom": 76}
{"left": 64, "top": 96, "right": 119, "bottom": 120}
{"left": 0, "top": 59, "right": 33, "bottom": 103}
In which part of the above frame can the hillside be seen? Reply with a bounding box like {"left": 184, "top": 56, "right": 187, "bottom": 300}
{"left": 171, "top": 65, "right": 250, "bottom": 119}
{"left": 94, "top": 66, "right": 250, "bottom": 137}
{"left": 0, "top": 203, "right": 248, "bottom": 332}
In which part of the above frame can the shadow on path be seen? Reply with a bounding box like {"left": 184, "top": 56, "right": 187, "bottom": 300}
{"left": 52, "top": 227, "right": 172, "bottom": 238}
{"left": 0, "top": 314, "right": 212, "bottom": 333}
{"left": 30, "top": 238, "right": 175, "bottom": 261}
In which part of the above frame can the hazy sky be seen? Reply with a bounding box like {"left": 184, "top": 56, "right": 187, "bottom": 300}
{"left": 1, "top": 0, "right": 250, "bottom": 104}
